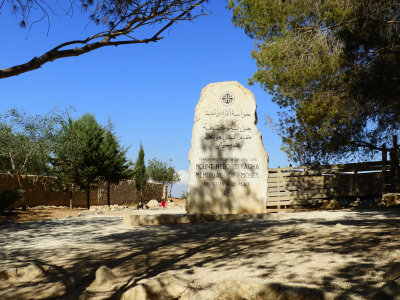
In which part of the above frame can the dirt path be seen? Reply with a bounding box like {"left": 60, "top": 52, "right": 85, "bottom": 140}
{"left": 1, "top": 208, "right": 400, "bottom": 299}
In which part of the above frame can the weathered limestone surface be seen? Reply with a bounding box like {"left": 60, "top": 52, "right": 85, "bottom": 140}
{"left": 187, "top": 81, "right": 269, "bottom": 214}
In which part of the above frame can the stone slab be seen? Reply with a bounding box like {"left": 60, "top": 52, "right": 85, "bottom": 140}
{"left": 122, "top": 213, "right": 273, "bottom": 226}
{"left": 187, "top": 81, "right": 269, "bottom": 214}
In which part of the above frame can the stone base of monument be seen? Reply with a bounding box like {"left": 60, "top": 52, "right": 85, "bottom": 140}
{"left": 123, "top": 213, "right": 272, "bottom": 226}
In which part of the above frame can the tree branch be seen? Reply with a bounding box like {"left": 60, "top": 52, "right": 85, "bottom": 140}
{"left": 353, "top": 140, "right": 384, "bottom": 151}
{"left": 0, "top": 0, "right": 208, "bottom": 79}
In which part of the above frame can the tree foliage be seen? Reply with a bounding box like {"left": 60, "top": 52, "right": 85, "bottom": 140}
{"left": 147, "top": 158, "right": 180, "bottom": 198}
{"left": 0, "top": 107, "right": 65, "bottom": 210}
{"left": 0, "top": 107, "right": 64, "bottom": 179}
{"left": 180, "top": 190, "right": 188, "bottom": 200}
{"left": 50, "top": 117, "right": 82, "bottom": 207}
{"left": 99, "top": 121, "right": 133, "bottom": 206}
{"left": 0, "top": 0, "right": 208, "bottom": 79}
{"left": 133, "top": 143, "right": 148, "bottom": 203}
{"left": 0, "top": 189, "right": 24, "bottom": 212}
{"left": 229, "top": 0, "right": 400, "bottom": 164}
{"left": 52, "top": 113, "right": 105, "bottom": 209}
{"left": 50, "top": 114, "right": 134, "bottom": 208}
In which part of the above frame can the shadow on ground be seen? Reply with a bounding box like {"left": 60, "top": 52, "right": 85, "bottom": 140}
{"left": 1, "top": 208, "right": 400, "bottom": 299}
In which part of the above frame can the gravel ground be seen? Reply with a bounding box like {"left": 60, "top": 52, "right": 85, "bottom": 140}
{"left": 1, "top": 207, "right": 400, "bottom": 299}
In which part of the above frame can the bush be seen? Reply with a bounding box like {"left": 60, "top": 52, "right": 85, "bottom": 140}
{"left": 180, "top": 190, "right": 188, "bottom": 200}
{"left": 0, "top": 189, "right": 25, "bottom": 212}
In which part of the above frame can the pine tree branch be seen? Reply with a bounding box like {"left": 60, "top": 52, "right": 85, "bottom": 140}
{"left": 0, "top": 0, "right": 208, "bottom": 79}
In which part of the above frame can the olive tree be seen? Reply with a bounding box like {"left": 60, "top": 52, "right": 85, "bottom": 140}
{"left": 147, "top": 158, "right": 180, "bottom": 198}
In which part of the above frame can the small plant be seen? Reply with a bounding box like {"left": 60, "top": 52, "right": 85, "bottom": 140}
{"left": 180, "top": 190, "right": 188, "bottom": 200}
{"left": 0, "top": 189, "right": 25, "bottom": 212}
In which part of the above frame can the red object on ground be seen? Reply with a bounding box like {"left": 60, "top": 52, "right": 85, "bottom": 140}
{"left": 159, "top": 200, "right": 167, "bottom": 208}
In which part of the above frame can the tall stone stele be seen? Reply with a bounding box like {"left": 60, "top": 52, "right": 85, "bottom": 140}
{"left": 187, "top": 81, "right": 269, "bottom": 214}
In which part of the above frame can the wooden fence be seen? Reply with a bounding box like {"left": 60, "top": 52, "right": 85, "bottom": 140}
{"left": 267, "top": 161, "right": 389, "bottom": 208}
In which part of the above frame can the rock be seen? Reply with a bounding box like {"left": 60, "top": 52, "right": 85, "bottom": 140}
{"left": 146, "top": 199, "right": 159, "bottom": 209}
{"left": 383, "top": 263, "right": 400, "bottom": 281}
{"left": 79, "top": 291, "right": 92, "bottom": 300}
{"left": 121, "top": 277, "right": 325, "bottom": 300}
{"left": 66, "top": 276, "right": 76, "bottom": 288}
{"left": 0, "top": 270, "right": 10, "bottom": 280}
{"left": 16, "top": 263, "right": 44, "bottom": 281}
{"left": 262, "top": 283, "right": 281, "bottom": 299}
{"left": 213, "top": 280, "right": 280, "bottom": 300}
{"left": 187, "top": 81, "right": 269, "bottom": 214}
{"left": 3, "top": 268, "right": 18, "bottom": 279}
{"left": 186, "top": 289, "right": 216, "bottom": 300}
{"left": 94, "top": 266, "right": 116, "bottom": 285}
{"left": 0, "top": 263, "right": 52, "bottom": 282}
{"left": 182, "top": 280, "right": 323, "bottom": 300}
{"left": 121, "top": 284, "right": 148, "bottom": 300}
{"left": 278, "top": 285, "right": 324, "bottom": 300}
{"left": 124, "top": 274, "right": 189, "bottom": 300}
{"left": 349, "top": 199, "right": 361, "bottom": 207}
{"left": 111, "top": 206, "right": 123, "bottom": 212}
{"left": 166, "top": 202, "right": 176, "bottom": 209}
{"left": 382, "top": 193, "right": 400, "bottom": 206}
{"left": 375, "top": 280, "right": 400, "bottom": 298}
{"left": 141, "top": 274, "right": 188, "bottom": 299}
{"left": 321, "top": 199, "right": 341, "bottom": 210}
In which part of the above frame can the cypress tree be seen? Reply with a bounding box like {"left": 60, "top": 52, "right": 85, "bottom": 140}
{"left": 134, "top": 143, "right": 148, "bottom": 205}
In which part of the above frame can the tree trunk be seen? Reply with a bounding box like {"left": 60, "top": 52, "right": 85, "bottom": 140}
{"left": 69, "top": 190, "right": 73, "bottom": 209}
{"left": 14, "top": 168, "right": 27, "bottom": 211}
{"left": 107, "top": 181, "right": 111, "bottom": 207}
{"left": 382, "top": 143, "right": 387, "bottom": 193}
{"left": 86, "top": 186, "right": 90, "bottom": 210}
{"left": 391, "top": 135, "right": 399, "bottom": 192}
{"left": 163, "top": 183, "right": 168, "bottom": 201}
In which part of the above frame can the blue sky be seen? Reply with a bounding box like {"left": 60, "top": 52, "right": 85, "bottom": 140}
{"left": 0, "top": 1, "right": 290, "bottom": 196}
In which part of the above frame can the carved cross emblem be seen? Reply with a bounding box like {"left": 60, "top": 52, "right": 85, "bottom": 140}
{"left": 220, "top": 92, "right": 234, "bottom": 106}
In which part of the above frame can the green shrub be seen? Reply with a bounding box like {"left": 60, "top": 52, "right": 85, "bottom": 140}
{"left": 0, "top": 189, "right": 25, "bottom": 212}
{"left": 180, "top": 190, "right": 188, "bottom": 200}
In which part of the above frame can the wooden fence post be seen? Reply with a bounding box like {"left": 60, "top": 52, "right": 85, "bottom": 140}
{"left": 391, "top": 135, "right": 399, "bottom": 192}
{"left": 277, "top": 168, "right": 282, "bottom": 209}
{"left": 382, "top": 143, "right": 387, "bottom": 193}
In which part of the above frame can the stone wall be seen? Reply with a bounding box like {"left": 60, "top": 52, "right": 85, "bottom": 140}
{"left": 0, "top": 173, "right": 166, "bottom": 208}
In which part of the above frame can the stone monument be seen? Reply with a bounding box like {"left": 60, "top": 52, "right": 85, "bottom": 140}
{"left": 187, "top": 81, "right": 269, "bottom": 214}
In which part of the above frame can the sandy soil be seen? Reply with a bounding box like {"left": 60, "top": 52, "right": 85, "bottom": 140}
{"left": 1, "top": 207, "right": 400, "bottom": 299}
{"left": 0, "top": 204, "right": 295, "bottom": 223}
{"left": 0, "top": 206, "right": 85, "bottom": 222}
{"left": 0, "top": 197, "right": 187, "bottom": 222}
